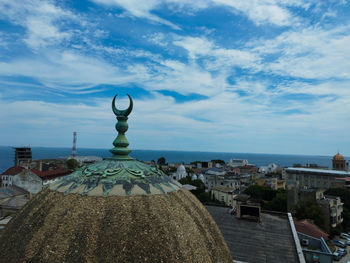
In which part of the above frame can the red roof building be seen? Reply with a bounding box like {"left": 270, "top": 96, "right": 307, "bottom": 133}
{"left": 2, "top": 166, "right": 70, "bottom": 181}
{"left": 1, "top": 167, "right": 24, "bottom": 175}
{"left": 31, "top": 169, "right": 70, "bottom": 180}
{"left": 293, "top": 219, "right": 329, "bottom": 241}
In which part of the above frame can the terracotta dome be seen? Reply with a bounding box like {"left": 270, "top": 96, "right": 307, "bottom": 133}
{"left": 0, "top": 95, "right": 232, "bottom": 263}
{"left": 333, "top": 153, "right": 344, "bottom": 160}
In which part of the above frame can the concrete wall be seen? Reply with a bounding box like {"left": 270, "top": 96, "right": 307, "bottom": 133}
{"left": 297, "top": 233, "right": 332, "bottom": 263}
{"left": 211, "top": 190, "right": 236, "bottom": 207}
{"left": 12, "top": 170, "right": 43, "bottom": 194}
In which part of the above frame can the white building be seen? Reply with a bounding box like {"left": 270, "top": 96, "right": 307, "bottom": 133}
{"left": 228, "top": 159, "right": 248, "bottom": 168}
{"left": 259, "top": 163, "right": 279, "bottom": 174}
{"left": 173, "top": 164, "right": 188, "bottom": 181}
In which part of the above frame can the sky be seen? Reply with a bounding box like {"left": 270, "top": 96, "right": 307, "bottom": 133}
{"left": 0, "top": 0, "right": 350, "bottom": 156}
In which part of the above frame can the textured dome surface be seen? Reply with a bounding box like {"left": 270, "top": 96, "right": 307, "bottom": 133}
{"left": 0, "top": 95, "right": 233, "bottom": 263}
{"left": 0, "top": 187, "right": 232, "bottom": 263}
{"left": 333, "top": 153, "right": 344, "bottom": 160}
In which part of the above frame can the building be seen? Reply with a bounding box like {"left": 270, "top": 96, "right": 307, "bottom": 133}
{"left": 0, "top": 185, "right": 30, "bottom": 217}
{"left": 284, "top": 167, "right": 350, "bottom": 190}
{"left": 228, "top": 159, "right": 248, "bottom": 167}
{"left": 294, "top": 219, "right": 329, "bottom": 241}
{"left": 0, "top": 95, "right": 233, "bottom": 262}
{"left": 14, "top": 147, "right": 32, "bottom": 167}
{"left": 296, "top": 232, "right": 332, "bottom": 263}
{"left": 172, "top": 164, "right": 187, "bottom": 181}
{"left": 211, "top": 186, "right": 238, "bottom": 206}
{"left": 191, "top": 161, "right": 213, "bottom": 169}
{"left": 206, "top": 205, "right": 304, "bottom": 263}
{"left": 318, "top": 195, "right": 343, "bottom": 230}
{"left": 257, "top": 177, "right": 286, "bottom": 190}
{"left": 258, "top": 163, "right": 279, "bottom": 174}
{"left": 68, "top": 156, "right": 103, "bottom": 165}
{"left": 294, "top": 220, "right": 332, "bottom": 263}
{"left": 332, "top": 152, "right": 348, "bottom": 171}
{"left": 1, "top": 167, "right": 69, "bottom": 194}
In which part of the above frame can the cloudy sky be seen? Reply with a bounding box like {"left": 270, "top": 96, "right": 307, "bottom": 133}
{"left": 0, "top": 0, "right": 350, "bottom": 155}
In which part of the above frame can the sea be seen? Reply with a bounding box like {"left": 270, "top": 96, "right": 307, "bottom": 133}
{"left": 0, "top": 146, "right": 337, "bottom": 174}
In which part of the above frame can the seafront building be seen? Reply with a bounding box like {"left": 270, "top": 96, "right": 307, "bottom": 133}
{"left": 284, "top": 167, "right": 350, "bottom": 190}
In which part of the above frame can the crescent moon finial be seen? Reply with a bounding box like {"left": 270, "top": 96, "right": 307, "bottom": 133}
{"left": 112, "top": 94, "right": 133, "bottom": 117}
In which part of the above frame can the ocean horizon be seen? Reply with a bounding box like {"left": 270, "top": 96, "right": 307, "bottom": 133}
{"left": 0, "top": 145, "right": 339, "bottom": 174}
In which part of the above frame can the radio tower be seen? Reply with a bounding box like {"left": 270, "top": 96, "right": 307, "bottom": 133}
{"left": 72, "top": 131, "right": 77, "bottom": 158}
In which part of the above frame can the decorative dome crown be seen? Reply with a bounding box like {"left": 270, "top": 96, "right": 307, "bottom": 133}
{"left": 49, "top": 94, "right": 182, "bottom": 196}
{"left": 333, "top": 153, "right": 344, "bottom": 161}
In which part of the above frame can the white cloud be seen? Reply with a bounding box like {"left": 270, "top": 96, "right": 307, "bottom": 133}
{"left": 91, "top": 0, "right": 311, "bottom": 27}
{"left": 91, "top": 0, "right": 181, "bottom": 29}
{"left": 173, "top": 36, "right": 261, "bottom": 71}
{"left": 0, "top": 0, "right": 82, "bottom": 50}
{"left": 0, "top": 50, "right": 138, "bottom": 92}
{"left": 253, "top": 25, "right": 350, "bottom": 79}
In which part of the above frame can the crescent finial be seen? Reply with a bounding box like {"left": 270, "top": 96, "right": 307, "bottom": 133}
{"left": 112, "top": 94, "right": 133, "bottom": 117}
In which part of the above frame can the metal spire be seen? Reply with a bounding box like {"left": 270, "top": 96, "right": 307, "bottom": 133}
{"left": 109, "top": 94, "right": 133, "bottom": 160}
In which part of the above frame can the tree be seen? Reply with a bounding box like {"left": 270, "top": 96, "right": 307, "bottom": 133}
{"left": 66, "top": 158, "right": 80, "bottom": 170}
{"left": 264, "top": 191, "right": 287, "bottom": 212}
{"left": 244, "top": 185, "right": 277, "bottom": 201}
{"left": 294, "top": 199, "right": 326, "bottom": 230}
{"left": 157, "top": 157, "right": 166, "bottom": 166}
{"left": 244, "top": 185, "right": 287, "bottom": 212}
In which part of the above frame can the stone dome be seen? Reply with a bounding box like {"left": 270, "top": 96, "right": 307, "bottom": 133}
{"left": 333, "top": 153, "right": 344, "bottom": 160}
{"left": 0, "top": 95, "right": 232, "bottom": 263}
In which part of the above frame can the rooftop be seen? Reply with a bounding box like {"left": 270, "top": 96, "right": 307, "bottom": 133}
{"left": 294, "top": 219, "right": 328, "bottom": 241}
{"left": 206, "top": 206, "right": 299, "bottom": 263}
{"left": 0, "top": 185, "right": 29, "bottom": 198}
{"left": 286, "top": 167, "right": 350, "bottom": 176}
{"left": 1, "top": 166, "right": 24, "bottom": 175}
{"left": 211, "top": 186, "right": 236, "bottom": 192}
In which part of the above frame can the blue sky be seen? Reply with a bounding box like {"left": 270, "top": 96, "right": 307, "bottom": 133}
{"left": 0, "top": 0, "right": 350, "bottom": 155}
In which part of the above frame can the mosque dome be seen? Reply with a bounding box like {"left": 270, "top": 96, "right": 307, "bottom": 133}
{"left": 177, "top": 164, "right": 186, "bottom": 174}
{"left": 333, "top": 153, "right": 344, "bottom": 160}
{"left": 0, "top": 95, "right": 232, "bottom": 263}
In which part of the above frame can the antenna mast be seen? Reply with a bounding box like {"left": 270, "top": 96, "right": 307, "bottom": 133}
{"left": 72, "top": 131, "right": 77, "bottom": 158}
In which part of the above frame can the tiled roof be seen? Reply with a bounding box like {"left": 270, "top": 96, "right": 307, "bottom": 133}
{"left": 1, "top": 167, "right": 70, "bottom": 180}
{"left": 31, "top": 169, "right": 70, "bottom": 180}
{"left": 1, "top": 166, "right": 24, "bottom": 175}
{"left": 294, "top": 219, "right": 328, "bottom": 241}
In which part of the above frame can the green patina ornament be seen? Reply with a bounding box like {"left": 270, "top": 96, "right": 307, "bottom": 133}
{"left": 50, "top": 94, "right": 182, "bottom": 196}
{"left": 109, "top": 94, "right": 133, "bottom": 159}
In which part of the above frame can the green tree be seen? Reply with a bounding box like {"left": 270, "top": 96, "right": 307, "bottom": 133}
{"left": 244, "top": 185, "right": 277, "bottom": 201}
{"left": 294, "top": 199, "right": 326, "bottom": 230}
{"left": 264, "top": 191, "right": 287, "bottom": 212}
{"left": 157, "top": 157, "right": 166, "bottom": 166}
{"left": 66, "top": 158, "right": 80, "bottom": 170}
{"left": 244, "top": 185, "right": 287, "bottom": 212}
